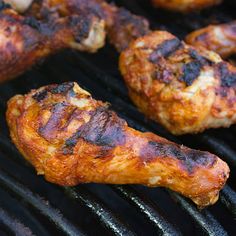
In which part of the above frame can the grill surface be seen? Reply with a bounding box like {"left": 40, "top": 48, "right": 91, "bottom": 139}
{"left": 0, "top": 0, "right": 236, "bottom": 235}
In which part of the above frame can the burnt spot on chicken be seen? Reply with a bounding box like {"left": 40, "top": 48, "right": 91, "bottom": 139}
{"left": 32, "top": 89, "right": 48, "bottom": 102}
{"left": 215, "top": 62, "right": 236, "bottom": 87}
{"left": 32, "top": 83, "right": 75, "bottom": 102}
{"left": 149, "top": 38, "right": 182, "bottom": 63}
{"left": 67, "top": 14, "right": 91, "bottom": 42}
{"left": 179, "top": 61, "right": 202, "bottom": 86}
{"left": 179, "top": 49, "right": 215, "bottom": 86}
{"left": 63, "top": 107, "right": 126, "bottom": 155}
{"left": 140, "top": 140, "right": 216, "bottom": 173}
{"left": 49, "top": 82, "right": 75, "bottom": 95}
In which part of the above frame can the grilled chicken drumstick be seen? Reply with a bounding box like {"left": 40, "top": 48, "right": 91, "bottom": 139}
{"left": 0, "top": 3, "right": 105, "bottom": 83}
{"left": 26, "top": 0, "right": 150, "bottom": 52}
{"left": 7, "top": 82, "right": 229, "bottom": 207}
{"left": 120, "top": 31, "right": 236, "bottom": 135}
{"left": 151, "top": 0, "right": 223, "bottom": 13}
{"left": 186, "top": 21, "right": 236, "bottom": 59}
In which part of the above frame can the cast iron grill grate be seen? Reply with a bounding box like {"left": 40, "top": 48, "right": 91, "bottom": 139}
{"left": 0, "top": 0, "right": 236, "bottom": 235}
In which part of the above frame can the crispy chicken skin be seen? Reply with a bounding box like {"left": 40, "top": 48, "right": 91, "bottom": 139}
{"left": 7, "top": 82, "right": 229, "bottom": 207}
{"left": 186, "top": 21, "right": 236, "bottom": 59}
{"left": 28, "top": 0, "right": 150, "bottom": 52}
{"left": 151, "top": 0, "right": 222, "bottom": 13}
{"left": 0, "top": 4, "right": 105, "bottom": 83}
{"left": 120, "top": 31, "right": 236, "bottom": 135}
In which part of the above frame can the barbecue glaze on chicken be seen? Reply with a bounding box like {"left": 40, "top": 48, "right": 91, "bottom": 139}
{"left": 7, "top": 82, "right": 229, "bottom": 207}
{"left": 151, "top": 0, "right": 222, "bottom": 12}
{"left": 0, "top": 4, "right": 105, "bottom": 83}
{"left": 186, "top": 21, "right": 236, "bottom": 59}
{"left": 120, "top": 31, "right": 236, "bottom": 135}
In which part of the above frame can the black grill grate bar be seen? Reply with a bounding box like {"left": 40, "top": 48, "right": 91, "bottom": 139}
{"left": 169, "top": 192, "right": 228, "bottom": 236}
{"left": 220, "top": 185, "right": 236, "bottom": 218}
{"left": 111, "top": 185, "right": 181, "bottom": 236}
{"left": 73, "top": 53, "right": 128, "bottom": 99}
{"left": 0, "top": 207, "right": 34, "bottom": 236}
{"left": 0, "top": 169, "right": 85, "bottom": 236}
{"left": 65, "top": 186, "right": 136, "bottom": 236}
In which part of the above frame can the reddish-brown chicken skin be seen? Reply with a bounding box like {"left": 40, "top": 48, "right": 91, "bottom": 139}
{"left": 0, "top": 3, "right": 105, "bottom": 83}
{"left": 151, "top": 0, "right": 222, "bottom": 13}
{"left": 186, "top": 21, "right": 236, "bottom": 59}
{"left": 120, "top": 31, "right": 236, "bottom": 135}
{"left": 27, "top": 0, "right": 150, "bottom": 52}
{"left": 7, "top": 82, "right": 229, "bottom": 207}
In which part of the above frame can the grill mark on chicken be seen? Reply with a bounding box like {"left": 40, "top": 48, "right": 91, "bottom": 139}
{"left": 33, "top": 83, "right": 75, "bottom": 102}
{"left": 63, "top": 107, "right": 126, "bottom": 154}
{"left": 32, "top": 89, "right": 48, "bottom": 102}
{"left": 140, "top": 141, "right": 216, "bottom": 173}
{"left": 189, "top": 49, "right": 214, "bottom": 66}
{"left": 49, "top": 82, "right": 75, "bottom": 95}
{"left": 180, "top": 49, "right": 215, "bottom": 86}
{"left": 180, "top": 61, "right": 202, "bottom": 86}
{"left": 39, "top": 102, "right": 65, "bottom": 139}
{"left": 215, "top": 62, "right": 236, "bottom": 87}
{"left": 149, "top": 38, "right": 182, "bottom": 63}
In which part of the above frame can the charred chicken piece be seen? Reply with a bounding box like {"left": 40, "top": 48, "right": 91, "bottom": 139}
{"left": 7, "top": 82, "right": 229, "bottom": 207}
{"left": 151, "top": 0, "right": 222, "bottom": 13}
{"left": 28, "top": 0, "right": 150, "bottom": 52}
{"left": 186, "top": 21, "right": 236, "bottom": 59}
{"left": 120, "top": 31, "right": 236, "bottom": 135}
{"left": 0, "top": 4, "right": 105, "bottom": 83}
